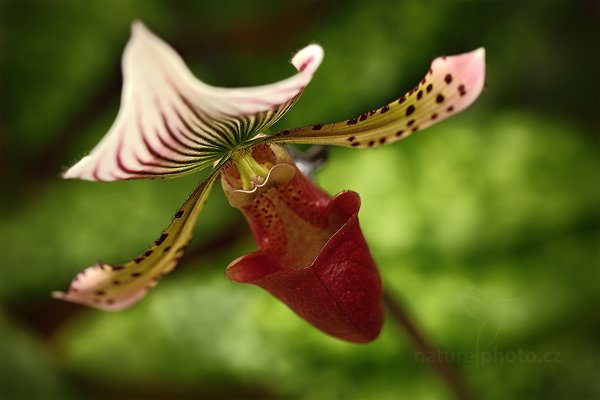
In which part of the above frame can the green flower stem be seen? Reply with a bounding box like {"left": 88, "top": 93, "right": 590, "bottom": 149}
{"left": 384, "top": 290, "right": 477, "bottom": 400}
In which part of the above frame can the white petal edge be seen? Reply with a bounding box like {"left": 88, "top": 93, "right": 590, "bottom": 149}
{"left": 64, "top": 21, "right": 324, "bottom": 181}
{"left": 225, "top": 163, "right": 296, "bottom": 208}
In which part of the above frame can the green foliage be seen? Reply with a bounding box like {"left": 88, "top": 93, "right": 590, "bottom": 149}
{"left": 1, "top": 1, "right": 597, "bottom": 399}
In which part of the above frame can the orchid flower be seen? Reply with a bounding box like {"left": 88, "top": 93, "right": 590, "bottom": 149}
{"left": 53, "top": 22, "right": 485, "bottom": 343}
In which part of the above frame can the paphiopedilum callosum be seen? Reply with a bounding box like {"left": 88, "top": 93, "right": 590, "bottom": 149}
{"left": 53, "top": 22, "right": 485, "bottom": 343}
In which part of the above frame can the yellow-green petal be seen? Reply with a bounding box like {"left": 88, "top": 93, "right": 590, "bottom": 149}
{"left": 52, "top": 168, "right": 219, "bottom": 310}
{"left": 265, "top": 48, "right": 485, "bottom": 148}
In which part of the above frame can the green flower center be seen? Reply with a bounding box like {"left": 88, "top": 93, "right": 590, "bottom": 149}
{"left": 230, "top": 149, "right": 270, "bottom": 191}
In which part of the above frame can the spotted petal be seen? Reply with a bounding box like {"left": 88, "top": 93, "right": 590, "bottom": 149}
{"left": 64, "top": 22, "right": 323, "bottom": 181}
{"left": 221, "top": 146, "right": 383, "bottom": 343}
{"left": 265, "top": 48, "right": 485, "bottom": 148}
{"left": 52, "top": 168, "right": 219, "bottom": 310}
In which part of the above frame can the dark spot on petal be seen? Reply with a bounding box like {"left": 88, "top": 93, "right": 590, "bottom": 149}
{"left": 431, "top": 113, "right": 438, "bottom": 120}
{"left": 155, "top": 233, "right": 168, "bottom": 246}
{"left": 445, "top": 74, "right": 453, "bottom": 84}
{"left": 420, "top": 78, "right": 426, "bottom": 85}
{"left": 144, "top": 250, "right": 153, "bottom": 257}
{"left": 282, "top": 130, "right": 290, "bottom": 136}
{"left": 447, "top": 106, "right": 455, "bottom": 112}
{"left": 298, "top": 57, "right": 313, "bottom": 72}
{"left": 359, "top": 113, "right": 368, "bottom": 121}
{"left": 113, "top": 280, "right": 121, "bottom": 285}
{"left": 131, "top": 272, "right": 142, "bottom": 277}
{"left": 351, "top": 142, "right": 360, "bottom": 147}
{"left": 407, "top": 119, "right": 415, "bottom": 127}
{"left": 175, "top": 210, "right": 184, "bottom": 218}
{"left": 347, "top": 118, "right": 358, "bottom": 125}
{"left": 369, "top": 109, "right": 377, "bottom": 116}
{"left": 412, "top": 126, "right": 420, "bottom": 133}
{"left": 458, "top": 84, "right": 467, "bottom": 96}
{"left": 426, "top": 84, "right": 433, "bottom": 93}
{"left": 379, "top": 137, "right": 387, "bottom": 144}
{"left": 106, "top": 299, "right": 115, "bottom": 305}
{"left": 406, "top": 105, "right": 415, "bottom": 116}
{"left": 163, "top": 245, "right": 172, "bottom": 253}
{"left": 428, "top": 67, "right": 433, "bottom": 75}
{"left": 95, "top": 290, "right": 105, "bottom": 296}
{"left": 134, "top": 257, "right": 144, "bottom": 263}
{"left": 112, "top": 265, "right": 124, "bottom": 271}
{"left": 398, "top": 96, "right": 406, "bottom": 104}
{"left": 380, "top": 105, "right": 390, "bottom": 113}
{"left": 436, "top": 94, "right": 445, "bottom": 103}
{"left": 312, "top": 124, "right": 323, "bottom": 131}
{"left": 368, "top": 140, "right": 375, "bottom": 147}
{"left": 396, "top": 130, "right": 405, "bottom": 137}
{"left": 347, "top": 136, "right": 356, "bottom": 142}
{"left": 416, "top": 91, "right": 423, "bottom": 100}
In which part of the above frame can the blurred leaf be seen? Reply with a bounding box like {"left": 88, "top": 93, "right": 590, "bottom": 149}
{"left": 0, "top": 312, "right": 76, "bottom": 399}
{"left": 56, "top": 252, "right": 447, "bottom": 399}
{"left": 1, "top": 1, "right": 598, "bottom": 399}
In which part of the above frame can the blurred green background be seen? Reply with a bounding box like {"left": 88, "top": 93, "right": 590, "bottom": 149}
{"left": 1, "top": 0, "right": 598, "bottom": 399}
